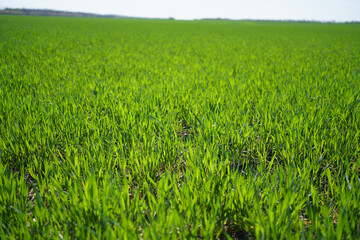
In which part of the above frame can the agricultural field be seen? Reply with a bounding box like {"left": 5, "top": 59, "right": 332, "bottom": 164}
{"left": 0, "top": 15, "right": 360, "bottom": 239}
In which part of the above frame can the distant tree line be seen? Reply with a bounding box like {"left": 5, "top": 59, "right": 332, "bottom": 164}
{"left": 0, "top": 8, "right": 128, "bottom": 18}
{"left": 0, "top": 8, "right": 359, "bottom": 23}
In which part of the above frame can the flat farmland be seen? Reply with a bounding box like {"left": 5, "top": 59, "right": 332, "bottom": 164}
{"left": 1, "top": 15, "right": 360, "bottom": 239}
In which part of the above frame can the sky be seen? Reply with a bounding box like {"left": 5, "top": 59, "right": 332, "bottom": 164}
{"left": 0, "top": 0, "right": 359, "bottom": 22}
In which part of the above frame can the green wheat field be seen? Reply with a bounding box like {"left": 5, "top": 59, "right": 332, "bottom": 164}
{"left": 1, "top": 15, "right": 360, "bottom": 239}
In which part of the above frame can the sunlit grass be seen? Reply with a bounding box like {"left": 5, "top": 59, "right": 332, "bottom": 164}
{"left": 1, "top": 15, "right": 360, "bottom": 239}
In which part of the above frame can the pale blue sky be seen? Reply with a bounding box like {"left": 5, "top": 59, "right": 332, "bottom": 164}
{"left": 0, "top": 0, "right": 359, "bottom": 21}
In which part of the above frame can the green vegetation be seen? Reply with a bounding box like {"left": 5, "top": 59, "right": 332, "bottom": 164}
{"left": 1, "top": 15, "right": 360, "bottom": 239}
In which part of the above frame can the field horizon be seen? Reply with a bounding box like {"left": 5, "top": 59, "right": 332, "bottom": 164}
{"left": 1, "top": 8, "right": 360, "bottom": 23}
